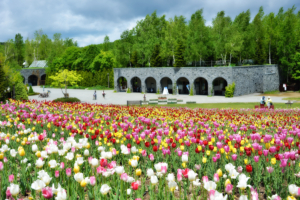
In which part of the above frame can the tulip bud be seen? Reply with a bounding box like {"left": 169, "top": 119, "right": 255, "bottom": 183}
{"left": 135, "top": 169, "right": 142, "bottom": 176}
{"left": 19, "top": 149, "right": 25, "bottom": 157}
{"left": 224, "top": 179, "right": 231, "bottom": 187}
{"left": 74, "top": 166, "right": 80, "bottom": 173}
{"left": 217, "top": 169, "right": 222, "bottom": 177}
{"left": 80, "top": 180, "right": 87, "bottom": 187}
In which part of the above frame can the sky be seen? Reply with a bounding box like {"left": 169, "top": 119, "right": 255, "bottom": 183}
{"left": 1, "top": 0, "right": 300, "bottom": 47}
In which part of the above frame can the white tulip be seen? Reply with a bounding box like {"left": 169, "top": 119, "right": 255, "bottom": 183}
{"left": 147, "top": 169, "right": 155, "bottom": 177}
{"left": 84, "top": 149, "right": 89, "bottom": 156}
{"left": 131, "top": 146, "right": 138, "bottom": 153}
{"left": 187, "top": 170, "right": 198, "bottom": 181}
{"left": 32, "top": 144, "right": 38, "bottom": 152}
{"left": 192, "top": 179, "right": 201, "bottom": 186}
{"left": 225, "top": 163, "right": 235, "bottom": 173}
{"left": 166, "top": 173, "right": 175, "bottom": 182}
{"left": 65, "top": 152, "right": 74, "bottom": 161}
{"left": 35, "top": 159, "right": 45, "bottom": 168}
{"left": 182, "top": 154, "right": 188, "bottom": 163}
{"left": 289, "top": 184, "right": 299, "bottom": 196}
{"left": 131, "top": 159, "right": 138, "bottom": 168}
{"left": 239, "top": 195, "right": 248, "bottom": 200}
{"left": 31, "top": 179, "right": 46, "bottom": 191}
{"left": 48, "top": 160, "right": 58, "bottom": 168}
{"left": 56, "top": 189, "right": 67, "bottom": 200}
{"left": 127, "top": 188, "right": 131, "bottom": 195}
{"left": 91, "top": 158, "right": 99, "bottom": 167}
{"left": 10, "top": 149, "right": 17, "bottom": 157}
{"left": 74, "top": 173, "right": 84, "bottom": 183}
{"left": 41, "top": 151, "right": 48, "bottom": 158}
{"left": 115, "top": 166, "right": 125, "bottom": 175}
{"left": 76, "top": 157, "right": 84, "bottom": 165}
{"left": 9, "top": 183, "right": 20, "bottom": 196}
{"left": 237, "top": 174, "right": 251, "bottom": 190}
{"left": 204, "top": 181, "right": 217, "bottom": 191}
{"left": 100, "top": 184, "right": 111, "bottom": 195}
{"left": 150, "top": 175, "right": 158, "bottom": 185}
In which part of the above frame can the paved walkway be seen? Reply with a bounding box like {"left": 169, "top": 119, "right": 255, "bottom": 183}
{"left": 29, "top": 86, "right": 288, "bottom": 105}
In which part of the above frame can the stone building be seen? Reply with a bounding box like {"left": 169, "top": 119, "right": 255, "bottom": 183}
{"left": 20, "top": 68, "right": 46, "bottom": 86}
{"left": 113, "top": 65, "right": 279, "bottom": 96}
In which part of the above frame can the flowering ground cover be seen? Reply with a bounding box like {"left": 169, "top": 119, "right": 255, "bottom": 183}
{"left": 1, "top": 100, "right": 300, "bottom": 200}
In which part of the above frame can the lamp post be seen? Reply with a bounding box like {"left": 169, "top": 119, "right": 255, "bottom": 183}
{"left": 107, "top": 73, "right": 109, "bottom": 88}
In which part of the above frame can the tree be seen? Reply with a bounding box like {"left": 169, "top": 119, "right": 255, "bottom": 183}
{"left": 150, "top": 44, "right": 162, "bottom": 67}
{"left": 90, "top": 50, "right": 117, "bottom": 72}
{"left": 49, "top": 69, "right": 83, "bottom": 96}
{"left": 15, "top": 78, "right": 28, "bottom": 100}
{"left": 253, "top": 7, "right": 266, "bottom": 65}
{"left": 186, "top": 9, "right": 209, "bottom": 66}
{"left": 174, "top": 41, "right": 185, "bottom": 67}
{"left": 225, "top": 23, "right": 243, "bottom": 65}
{"left": 263, "top": 12, "right": 276, "bottom": 64}
{"left": 0, "top": 61, "right": 8, "bottom": 101}
{"left": 103, "top": 35, "right": 110, "bottom": 51}
{"left": 130, "top": 51, "right": 138, "bottom": 67}
{"left": 15, "top": 33, "right": 24, "bottom": 67}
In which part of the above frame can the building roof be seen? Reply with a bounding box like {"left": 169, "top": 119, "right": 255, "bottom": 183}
{"left": 29, "top": 60, "right": 48, "bottom": 68}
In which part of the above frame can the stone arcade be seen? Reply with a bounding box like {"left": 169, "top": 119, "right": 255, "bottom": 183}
{"left": 114, "top": 65, "right": 279, "bottom": 96}
{"left": 20, "top": 68, "right": 46, "bottom": 86}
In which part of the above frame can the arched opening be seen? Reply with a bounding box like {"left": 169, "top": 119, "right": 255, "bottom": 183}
{"left": 117, "top": 77, "right": 127, "bottom": 92}
{"left": 160, "top": 77, "right": 173, "bottom": 94}
{"left": 40, "top": 74, "right": 46, "bottom": 85}
{"left": 145, "top": 77, "right": 156, "bottom": 93}
{"left": 131, "top": 77, "right": 141, "bottom": 93}
{"left": 22, "top": 76, "right": 25, "bottom": 84}
{"left": 28, "top": 75, "right": 38, "bottom": 86}
{"left": 177, "top": 77, "right": 190, "bottom": 95}
{"left": 213, "top": 77, "right": 228, "bottom": 96}
{"left": 194, "top": 77, "right": 208, "bottom": 95}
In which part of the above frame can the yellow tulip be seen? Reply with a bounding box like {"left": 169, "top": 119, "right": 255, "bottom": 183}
{"left": 217, "top": 169, "right": 222, "bottom": 177}
{"left": 271, "top": 158, "right": 276, "bottom": 165}
{"left": 0, "top": 153, "right": 4, "bottom": 159}
{"left": 36, "top": 151, "right": 41, "bottom": 158}
{"left": 180, "top": 145, "right": 184, "bottom": 151}
{"left": 136, "top": 169, "right": 142, "bottom": 176}
{"left": 182, "top": 162, "right": 187, "bottom": 168}
{"left": 19, "top": 149, "right": 25, "bottom": 156}
{"left": 74, "top": 166, "right": 80, "bottom": 173}
{"left": 244, "top": 159, "right": 248, "bottom": 164}
{"left": 80, "top": 180, "right": 87, "bottom": 187}
{"left": 206, "top": 150, "right": 210, "bottom": 156}
{"left": 224, "top": 179, "right": 231, "bottom": 187}
{"left": 202, "top": 157, "right": 207, "bottom": 163}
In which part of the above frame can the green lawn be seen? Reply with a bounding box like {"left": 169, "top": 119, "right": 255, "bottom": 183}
{"left": 282, "top": 97, "right": 300, "bottom": 101}
{"left": 41, "top": 85, "right": 113, "bottom": 90}
{"left": 141, "top": 102, "right": 300, "bottom": 109}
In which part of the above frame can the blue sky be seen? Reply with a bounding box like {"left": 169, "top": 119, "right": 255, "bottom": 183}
{"left": 0, "top": 0, "right": 299, "bottom": 47}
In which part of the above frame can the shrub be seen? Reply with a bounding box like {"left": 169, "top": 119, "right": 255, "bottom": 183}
{"left": 225, "top": 82, "right": 235, "bottom": 97}
{"left": 189, "top": 83, "right": 194, "bottom": 96}
{"left": 156, "top": 88, "right": 160, "bottom": 94}
{"left": 28, "top": 85, "right": 34, "bottom": 93}
{"left": 126, "top": 88, "right": 131, "bottom": 93}
{"left": 53, "top": 97, "right": 80, "bottom": 103}
{"left": 15, "top": 79, "right": 28, "bottom": 100}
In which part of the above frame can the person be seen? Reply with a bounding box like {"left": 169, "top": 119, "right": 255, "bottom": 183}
{"left": 93, "top": 90, "right": 97, "bottom": 100}
{"left": 102, "top": 90, "right": 106, "bottom": 98}
{"left": 260, "top": 96, "right": 265, "bottom": 105}
{"left": 267, "top": 96, "right": 272, "bottom": 108}
{"left": 43, "top": 85, "right": 45, "bottom": 92}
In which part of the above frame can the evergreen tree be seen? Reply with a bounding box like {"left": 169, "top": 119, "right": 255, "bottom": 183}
{"left": 174, "top": 41, "right": 185, "bottom": 67}
{"left": 130, "top": 51, "right": 138, "bottom": 67}
{"left": 15, "top": 33, "right": 25, "bottom": 67}
{"left": 15, "top": 79, "right": 28, "bottom": 100}
{"left": 0, "top": 63, "right": 7, "bottom": 101}
{"left": 150, "top": 44, "right": 162, "bottom": 67}
{"left": 28, "top": 85, "right": 34, "bottom": 93}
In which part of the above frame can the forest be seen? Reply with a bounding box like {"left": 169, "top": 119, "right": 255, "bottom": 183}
{"left": 1, "top": 6, "right": 300, "bottom": 84}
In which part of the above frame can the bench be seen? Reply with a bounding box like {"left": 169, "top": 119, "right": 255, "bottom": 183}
{"left": 254, "top": 104, "right": 274, "bottom": 109}
{"left": 127, "top": 100, "right": 142, "bottom": 106}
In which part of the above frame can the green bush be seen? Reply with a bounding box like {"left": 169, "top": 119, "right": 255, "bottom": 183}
{"left": 28, "top": 85, "right": 34, "bottom": 93}
{"left": 15, "top": 79, "right": 28, "bottom": 100}
{"left": 189, "top": 83, "right": 194, "bottom": 96}
{"left": 28, "top": 92, "right": 40, "bottom": 96}
{"left": 225, "top": 82, "right": 235, "bottom": 97}
{"left": 156, "top": 88, "right": 160, "bottom": 94}
{"left": 53, "top": 97, "right": 80, "bottom": 103}
{"left": 126, "top": 88, "right": 131, "bottom": 93}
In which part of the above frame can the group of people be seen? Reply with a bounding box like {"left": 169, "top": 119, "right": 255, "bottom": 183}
{"left": 260, "top": 96, "right": 273, "bottom": 108}
{"left": 93, "top": 90, "right": 106, "bottom": 100}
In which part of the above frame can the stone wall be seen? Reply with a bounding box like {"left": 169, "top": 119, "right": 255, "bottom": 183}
{"left": 20, "top": 68, "right": 46, "bottom": 86}
{"left": 114, "top": 65, "right": 279, "bottom": 96}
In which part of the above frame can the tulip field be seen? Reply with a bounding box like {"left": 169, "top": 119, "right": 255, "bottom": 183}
{"left": 1, "top": 100, "right": 300, "bottom": 200}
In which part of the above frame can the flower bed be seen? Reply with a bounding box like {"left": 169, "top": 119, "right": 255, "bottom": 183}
{"left": 0, "top": 99, "right": 300, "bottom": 199}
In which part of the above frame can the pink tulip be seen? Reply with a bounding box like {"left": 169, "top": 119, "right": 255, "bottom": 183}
{"left": 60, "top": 162, "right": 65, "bottom": 169}
{"left": 71, "top": 147, "right": 75, "bottom": 152}
{"left": 177, "top": 173, "right": 182, "bottom": 181}
{"left": 161, "top": 166, "right": 167, "bottom": 174}
{"left": 225, "top": 184, "right": 233, "bottom": 194}
{"left": 42, "top": 187, "right": 53, "bottom": 199}
{"left": 212, "top": 157, "right": 217, "bottom": 162}
{"left": 263, "top": 150, "right": 269, "bottom": 157}
{"left": 213, "top": 173, "right": 219, "bottom": 182}
{"left": 8, "top": 174, "right": 14, "bottom": 182}
{"left": 55, "top": 171, "right": 59, "bottom": 178}
{"left": 6, "top": 187, "right": 12, "bottom": 198}
{"left": 266, "top": 167, "right": 274, "bottom": 173}
{"left": 0, "top": 161, "right": 3, "bottom": 170}
{"left": 121, "top": 173, "right": 128, "bottom": 181}
{"left": 237, "top": 166, "right": 243, "bottom": 173}
{"left": 66, "top": 168, "right": 72, "bottom": 177}
{"left": 4, "top": 157, "right": 8, "bottom": 163}
{"left": 90, "top": 176, "right": 96, "bottom": 186}
{"left": 202, "top": 176, "right": 209, "bottom": 183}
{"left": 231, "top": 154, "right": 237, "bottom": 161}
{"left": 149, "top": 154, "right": 154, "bottom": 161}
{"left": 142, "top": 150, "right": 147, "bottom": 157}
{"left": 254, "top": 156, "right": 259, "bottom": 163}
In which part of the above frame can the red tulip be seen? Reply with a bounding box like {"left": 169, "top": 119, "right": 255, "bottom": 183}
{"left": 246, "top": 164, "right": 252, "bottom": 173}
{"left": 153, "top": 146, "right": 158, "bottom": 152}
{"left": 131, "top": 182, "right": 139, "bottom": 190}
